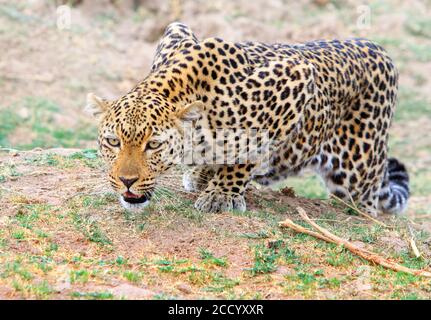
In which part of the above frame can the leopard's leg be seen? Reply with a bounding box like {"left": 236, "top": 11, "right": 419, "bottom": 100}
{"left": 320, "top": 154, "right": 384, "bottom": 217}
{"left": 318, "top": 99, "right": 392, "bottom": 217}
{"left": 194, "top": 163, "right": 255, "bottom": 213}
{"left": 182, "top": 165, "right": 216, "bottom": 192}
{"left": 253, "top": 153, "right": 305, "bottom": 186}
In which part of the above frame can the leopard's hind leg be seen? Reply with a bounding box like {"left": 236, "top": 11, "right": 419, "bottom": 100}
{"left": 317, "top": 97, "right": 393, "bottom": 216}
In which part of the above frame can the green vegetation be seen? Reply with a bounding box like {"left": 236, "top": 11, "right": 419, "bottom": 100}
{"left": 199, "top": 248, "right": 228, "bottom": 267}
{"left": 70, "top": 210, "right": 112, "bottom": 246}
{"left": 123, "top": 270, "right": 143, "bottom": 283}
{"left": 248, "top": 244, "right": 279, "bottom": 275}
{"left": 277, "top": 174, "right": 328, "bottom": 200}
{"left": 0, "top": 97, "right": 97, "bottom": 150}
{"left": 395, "top": 89, "right": 431, "bottom": 121}
{"left": 0, "top": 163, "right": 21, "bottom": 183}
{"left": 71, "top": 291, "right": 114, "bottom": 300}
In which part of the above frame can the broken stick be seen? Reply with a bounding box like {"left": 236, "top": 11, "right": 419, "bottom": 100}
{"left": 279, "top": 206, "right": 431, "bottom": 278}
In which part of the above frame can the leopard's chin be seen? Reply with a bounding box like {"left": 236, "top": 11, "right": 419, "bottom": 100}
{"left": 119, "top": 192, "right": 151, "bottom": 211}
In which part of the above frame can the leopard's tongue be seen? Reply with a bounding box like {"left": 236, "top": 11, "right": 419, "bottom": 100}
{"left": 123, "top": 191, "right": 141, "bottom": 199}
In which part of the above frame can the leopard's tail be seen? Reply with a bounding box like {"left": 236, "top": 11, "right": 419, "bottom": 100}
{"left": 378, "top": 158, "right": 410, "bottom": 214}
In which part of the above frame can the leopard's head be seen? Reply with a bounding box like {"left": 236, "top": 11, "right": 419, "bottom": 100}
{"left": 85, "top": 92, "right": 204, "bottom": 210}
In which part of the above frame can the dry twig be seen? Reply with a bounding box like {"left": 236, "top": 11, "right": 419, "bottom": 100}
{"left": 330, "top": 193, "right": 390, "bottom": 228}
{"left": 279, "top": 206, "right": 431, "bottom": 278}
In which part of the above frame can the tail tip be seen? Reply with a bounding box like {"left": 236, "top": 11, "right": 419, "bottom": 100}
{"left": 379, "top": 157, "right": 410, "bottom": 215}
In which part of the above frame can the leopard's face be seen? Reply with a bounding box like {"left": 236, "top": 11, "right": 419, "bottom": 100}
{"left": 86, "top": 93, "right": 201, "bottom": 210}
{"left": 99, "top": 118, "right": 183, "bottom": 211}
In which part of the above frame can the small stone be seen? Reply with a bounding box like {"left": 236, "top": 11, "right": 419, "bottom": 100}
{"left": 110, "top": 284, "right": 155, "bottom": 299}
{"left": 176, "top": 283, "right": 192, "bottom": 294}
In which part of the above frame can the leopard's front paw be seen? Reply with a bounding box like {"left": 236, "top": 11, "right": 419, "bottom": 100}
{"left": 194, "top": 190, "right": 246, "bottom": 213}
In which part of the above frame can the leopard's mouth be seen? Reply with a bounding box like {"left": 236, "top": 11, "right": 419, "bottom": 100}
{"left": 122, "top": 191, "right": 150, "bottom": 204}
{"left": 120, "top": 191, "right": 151, "bottom": 210}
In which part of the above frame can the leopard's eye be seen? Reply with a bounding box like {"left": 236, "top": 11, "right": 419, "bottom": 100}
{"left": 146, "top": 140, "right": 163, "bottom": 150}
{"left": 106, "top": 137, "right": 120, "bottom": 148}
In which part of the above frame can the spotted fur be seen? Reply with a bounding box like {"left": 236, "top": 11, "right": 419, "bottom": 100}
{"left": 86, "top": 22, "right": 409, "bottom": 215}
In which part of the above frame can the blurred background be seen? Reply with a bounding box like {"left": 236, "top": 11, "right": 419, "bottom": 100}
{"left": 0, "top": 0, "right": 430, "bottom": 218}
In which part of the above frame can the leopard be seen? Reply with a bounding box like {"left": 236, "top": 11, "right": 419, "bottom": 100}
{"left": 85, "top": 22, "right": 409, "bottom": 216}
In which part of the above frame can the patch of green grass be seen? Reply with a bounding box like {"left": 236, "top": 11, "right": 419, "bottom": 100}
{"left": 122, "top": 209, "right": 148, "bottom": 231}
{"left": 410, "top": 169, "right": 431, "bottom": 196}
{"left": 177, "top": 265, "right": 203, "bottom": 275}
{"left": 0, "top": 163, "right": 21, "bottom": 182}
{"left": 203, "top": 272, "right": 240, "bottom": 293}
{"left": 0, "top": 237, "right": 7, "bottom": 249}
{"left": 71, "top": 291, "right": 114, "bottom": 300}
{"left": 155, "top": 189, "right": 195, "bottom": 214}
{"left": 80, "top": 193, "right": 116, "bottom": 208}
{"left": 0, "top": 108, "right": 21, "bottom": 146}
{"left": 70, "top": 211, "right": 112, "bottom": 246}
{"left": 68, "top": 149, "right": 103, "bottom": 168}
{"left": 25, "top": 151, "right": 102, "bottom": 169}
{"left": 0, "top": 97, "right": 97, "bottom": 150}
{"left": 295, "top": 272, "right": 317, "bottom": 289}
{"left": 283, "top": 271, "right": 319, "bottom": 295}
{"left": 152, "top": 258, "right": 194, "bottom": 274}
{"left": 371, "top": 37, "right": 403, "bottom": 49}
{"left": 14, "top": 209, "right": 39, "bottom": 230}
{"left": 177, "top": 208, "right": 204, "bottom": 222}
{"left": 231, "top": 207, "right": 279, "bottom": 227}
{"left": 318, "top": 277, "right": 342, "bottom": 289}
{"left": 277, "top": 174, "right": 328, "bottom": 199}
{"left": 86, "top": 224, "right": 112, "bottom": 245}
{"left": 28, "top": 281, "right": 53, "bottom": 299}
{"left": 35, "top": 229, "right": 49, "bottom": 239}
{"left": 72, "top": 149, "right": 98, "bottom": 159}
{"left": 11, "top": 230, "right": 25, "bottom": 240}
{"left": 343, "top": 206, "right": 359, "bottom": 216}
{"left": 405, "top": 16, "right": 431, "bottom": 39}
{"left": 1, "top": 259, "right": 33, "bottom": 281}
{"left": 115, "top": 256, "right": 127, "bottom": 266}
{"left": 394, "top": 272, "right": 420, "bottom": 286}
{"left": 396, "top": 251, "right": 429, "bottom": 270}
{"left": 279, "top": 245, "right": 299, "bottom": 265}
{"left": 25, "top": 153, "right": 61, "bottom": 167}
{"left": 255, "top": 198, "right": 289, "bottom": 214}
{"left": 370, "top": 36, "right": 431, "bottom": 65}
{"left": 291, "top": 230, "right": 317, "bottom": 243}
{"left": 392, "top": 291, "right": 422, "bottom": 300}
{"left": 14, "top": 204, "right": 54, "bottom": 230}
{"left": 408, "top": 43, "right": 431, "bottom": 62}
{"left": 157, "top": 264, "right": 174, "bottom": 273}
{"left": 70, "top": 270, "right": 90, "bottom": 284}
{"left": 123, "top": 270, "right": 143, "bottom": 283}
{"left": 198, "top": 248, "right": 228, "bottom": 267}
{"left": 45, "top": 242, "right": 59, "bottom": 255}
{"left": 248, "top": 244, "right": 278, "bottom": 275}
{"left": 325, "top": 246, "right": 354, "bottom": 267}
{"left": 350, "top": 224, "right": 383, "bottom": 243}
{"left": 0, "top": 3, "right": 37, "bottom": 23}
{"left": 395, "top": 89, "right": 431, "bottom": 121}
{"left": 29, "top": 255, "right": 53, "bottom": 274}
{"left": 240, "top": 230, "right": 270, "bottom": 239}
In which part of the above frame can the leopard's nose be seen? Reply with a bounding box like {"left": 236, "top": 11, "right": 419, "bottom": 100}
{"left": 119, "top": 176, "right": 139, "bottom": 189}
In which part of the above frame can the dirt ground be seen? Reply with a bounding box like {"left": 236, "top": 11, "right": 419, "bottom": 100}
{"left": 0, "top": 0, "right": 430, "bottom": 299}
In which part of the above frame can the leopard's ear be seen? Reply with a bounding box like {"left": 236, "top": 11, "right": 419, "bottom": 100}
{"left": 176, "top": 101, "right": 204, "bottom": 122}
{"left": 84, "top": 93, "right": 109, "bottom": 119}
